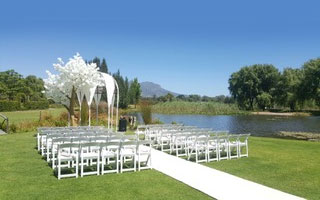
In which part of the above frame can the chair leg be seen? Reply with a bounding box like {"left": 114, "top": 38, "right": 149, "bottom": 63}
{"left": 97, "top": 156, "right": 100, "bottom": 175}
{"left": 246, "top": 143, "right": 249, "bottom": 157}
{"left": 81, "top": 157, "right": 84, "bottom": 177}
{"left": 101, "top": 157, "right": 105, "bottom": 175}
{"left": 134, "top": 155, "right": 136, "bottom": 172}
{"left": 116, "top": 155, "right": 119, "bottom": 173}
{"left": 120, "top": 156, "right": 123, "bottom": 173}
{"left": 58, "top": 158, "right": 61, "bottom": 180}
{"left": 195, "top": 148, "right": 198, "bottom": 163}
{"left": 138, "top": 154, "right": 140, "bottom": 171}
{"left": 75, "top": 156, "right": 79, "bottom": 178}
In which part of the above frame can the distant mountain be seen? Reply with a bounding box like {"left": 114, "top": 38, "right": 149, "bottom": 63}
{"left": 140, "top": 81, "right": 180, "bottom": 97}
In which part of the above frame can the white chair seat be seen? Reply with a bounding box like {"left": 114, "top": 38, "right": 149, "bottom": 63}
{"left": 101, "top": 151, "right": 116, "bottom": 157}
{"left": 81, "top": 152, "right": 99, "bottom": 159}
{"left": 121, "top": 149, "right": 135, "bottom": 156}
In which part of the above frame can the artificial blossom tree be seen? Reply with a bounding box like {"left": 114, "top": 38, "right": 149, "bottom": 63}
{"left": 44, "top": 53, "right": 118, "bottom": 127}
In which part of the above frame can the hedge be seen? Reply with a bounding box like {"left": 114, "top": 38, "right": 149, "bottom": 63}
{"left": 0, "top": 100, "right": 49, "bottom": 111}
{"left": 24, "top": 100, "right": 49, "bottom": 110}
{"left": 0, "top": 101, "right": 21, "bottom": 111}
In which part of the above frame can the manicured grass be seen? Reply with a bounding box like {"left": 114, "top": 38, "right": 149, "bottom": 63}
{"left": 0, "top": 132, "right": 211, "bottom": 200}
{"left": 152, "top": 101, "right": 246, "bottom": 115}
{"left": 204, "top": 137, "right": 320, "bottom": 200}
{"left": 2, "top": 108, "right": 65, "bottom": 124}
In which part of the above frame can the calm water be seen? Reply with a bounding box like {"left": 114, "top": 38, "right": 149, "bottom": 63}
{"left": 135, "top": 113, "right": 320, "bottom": 137}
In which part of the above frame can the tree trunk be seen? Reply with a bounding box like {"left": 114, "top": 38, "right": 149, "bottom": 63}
{"left": 81, "top": 96, "right": 89, "bottom": 126}
{"left": 69, "top": 87, "right": 76, "bottom": 126}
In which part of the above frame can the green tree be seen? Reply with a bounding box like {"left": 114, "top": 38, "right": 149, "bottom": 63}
{"left": 256, "top": 92, "right": 272, "bottom": 110}
{"left": 275, "top": 68, "right": 302, "bottom": 110}
{"left": 113, "top": 70, "right": 129, "bottom": 108}
{"left": 91, "top": 57, "right": 101, "bottom": 69}
{"left": 300, "top": 58, "right": 320, "bottom": 106}
{"left": 188, "top": 94, "right": 201, "bottom": 102}
{"left": 165, "top": 93, "right": 174, "bottom": 102}
{"left": 100, "top": 58, "right": 108, "bottom": 74}
{"left": 229, "top": 64, "right": 280, "bottom": 110}
{"left": 128, "top": 78, "right": 141, "bottom": 107}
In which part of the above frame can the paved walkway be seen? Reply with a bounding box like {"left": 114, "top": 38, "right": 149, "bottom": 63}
{"left": 151, "top": 149, "right": 305, "bottom": 200}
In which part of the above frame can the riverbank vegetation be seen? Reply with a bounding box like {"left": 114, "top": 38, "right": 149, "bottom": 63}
{"left": 278, "top": 131, "right": 320, "bottom": 141}
{"left": 229, "top": 58, "right": 320, "bottom": 112}
{"left": 205, "top": 136, "right": 320, "bottom": 200}
{"left": 152, "top": 101, "right": 246, "bottom": 115}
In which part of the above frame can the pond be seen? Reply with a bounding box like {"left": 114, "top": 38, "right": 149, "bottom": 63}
{"left": 135, "top": 113, "right": 320, "bottom": 137}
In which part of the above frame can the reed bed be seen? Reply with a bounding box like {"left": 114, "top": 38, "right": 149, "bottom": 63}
{"left": 152, "top": 101, "right": 245, "bottom": 115}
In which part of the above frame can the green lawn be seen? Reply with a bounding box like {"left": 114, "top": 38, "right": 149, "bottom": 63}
{"left": 204, "top": 137, "right": 320, "bottom": 200}
{"left": 2, "top": 108, "right": 65, "bottom": 124}
{"left": 0, "top": 132, "right": 211, "bottom": 200}
{"left": 1, "top": 129, "right": 319, "bottom": 199}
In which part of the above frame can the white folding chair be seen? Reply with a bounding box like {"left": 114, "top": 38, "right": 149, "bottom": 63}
{"left": 57, "top": 143, "right": 79, "bottom": 179}
{"left": 172, "top": 134, "right": 188, "bottom": 157}
{"left": 207, "top": 136, "right": 219, "bottom": 162}
{"left": 120, "top": 141, "right": 137, "bottom": 173}
{"left": 238, "top": 134, "right": 250, "bottom": 157}
{"left": 188, "top": 137, "right": 208, "bottom": 163}
{"left": 51, "top": 138, "right": 72, "bottom": 168}
{"left": 101, "top": 142, "right": 120, "bottom": 174}
{"left": 80, "top": 142, "right": 101, "bottom": 177}
{"left": 228, "top": 135, "right": 240, "bottom": 159}
{"left": 136, "top": 140, "right": 153, "bottom": 171}
{"left": 217, "top": 135, "right": 229, "bottom": 161}
{"left": 158, "top": 131, "right": 172, "bottom": 152}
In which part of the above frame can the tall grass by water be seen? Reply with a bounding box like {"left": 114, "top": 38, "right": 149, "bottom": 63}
{"left": 152, "top": 101, "right": 245, "bottom": 115}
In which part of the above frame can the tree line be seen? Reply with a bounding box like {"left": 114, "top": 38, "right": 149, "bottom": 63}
{"left": 228, "top": 58, "right": 320, "bottom": 111}
{"left": 145, "top": 93, "right": 235, "bottom": 104}
{"left": 0, "top": 57, "right": 141, "bottom": 111}
{"left": 0, "top": 70, "right": 46, "bottom": 102}
{"left": 0, "top": 70, "right": 49, "bottom": 111}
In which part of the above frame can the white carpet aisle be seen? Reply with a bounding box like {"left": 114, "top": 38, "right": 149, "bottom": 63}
{"left": 151, "top": 148, "right": 305, "bottom": 200}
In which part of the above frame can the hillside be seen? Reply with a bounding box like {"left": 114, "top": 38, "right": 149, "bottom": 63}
{"left": 140, "top": 81, "right": 179, "bottom": 97}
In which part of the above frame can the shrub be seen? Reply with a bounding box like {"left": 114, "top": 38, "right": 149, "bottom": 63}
{"left": 152, "top": 118, "right": 163, "bottom": 124}
{"left": 54, "top": 120, "right": 67, "bottom": 127}
{"left": 24, "top": 100, "right": 49, "bottom": 110}
{"left": 9, "top": 123, "right": 17, "bottom": 133}
{"left": 0, "top": 101, "right": 21, "bottom": 111}
{"left": 140, "top": 100, "right": 152, "bottom": 124}
{"left": 40, "top": 112, "right": 54, "bottom": 121}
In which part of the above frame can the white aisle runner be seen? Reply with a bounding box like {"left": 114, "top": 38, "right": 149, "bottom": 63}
{"left": 151, "top": 149, "right": 305, "bottom": 200}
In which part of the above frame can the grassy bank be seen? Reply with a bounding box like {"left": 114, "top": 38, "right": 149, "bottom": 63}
{"left": 0, "top": 132, "right": 211, "bottom": 200}
{"left": 205, "top": 137, "right": 320, "bottom": 200}
{"left": 152, "top": 101, "right": 245, "bottom": 115}
{"left": 2, "top": 108, "right": 65, "bottom": 124}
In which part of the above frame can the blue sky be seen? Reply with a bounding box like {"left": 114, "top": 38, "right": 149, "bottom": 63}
{"left": 1, "top": 0, "right": 320, "bottom": 96}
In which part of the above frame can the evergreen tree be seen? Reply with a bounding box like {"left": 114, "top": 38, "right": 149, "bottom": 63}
{"left": 100, "top": 58, "right": 108, "bottom": 73}
{"left": 92, "top": 57, "right": 101, "bottom": 69}
{"left": 129, "top": 78, "right": 141, "bottom": 107}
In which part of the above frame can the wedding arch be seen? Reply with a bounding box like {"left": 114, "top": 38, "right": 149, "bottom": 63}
{"left": 44, "top": 53, "right": 119, "bottom": 129}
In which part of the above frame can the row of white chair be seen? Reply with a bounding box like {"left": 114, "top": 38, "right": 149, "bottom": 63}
{"left": 44, "top": 134, "right": 134, "bottom": 163}
{"left": 186, "top": 134, "right": 250, "bottom": 163}
{"left": 56, "top": 140, "right": 153, "bottom": 179}
{"left": 143, "top": 127, "right": 249, "bottom": 163}
{"left": 38, "top": 129, "right": 113, "bottom": 155}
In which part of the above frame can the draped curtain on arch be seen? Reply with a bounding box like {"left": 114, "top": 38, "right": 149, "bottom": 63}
{"left": 98, "top": 72, "right": 119, "bottom": 129}
{"left": 75, "top": 72, "right": 119, "bottom": 128}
